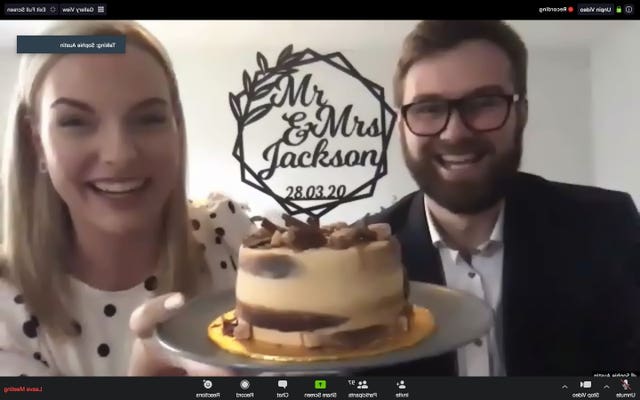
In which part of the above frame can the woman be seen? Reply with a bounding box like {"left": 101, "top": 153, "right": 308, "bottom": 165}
{"left": 0, "top": 20, "right": 253, "bottom": 375}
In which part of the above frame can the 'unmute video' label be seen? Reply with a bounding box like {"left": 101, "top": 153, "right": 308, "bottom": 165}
{"left": 17, "top": 35, "right": 125, "bottom": 54}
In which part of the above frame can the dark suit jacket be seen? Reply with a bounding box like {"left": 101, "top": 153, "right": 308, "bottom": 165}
{"left": 364, "top": 172, "right": 640, "bottom": 376}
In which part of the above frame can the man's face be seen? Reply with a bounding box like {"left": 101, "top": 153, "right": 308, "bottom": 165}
{"left": 400, "top": 39, "right": 526, "bottom": 214}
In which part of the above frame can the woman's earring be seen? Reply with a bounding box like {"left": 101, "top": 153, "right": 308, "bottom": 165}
{"left": 38, "top": 159, "right": 48, "bottom": 174}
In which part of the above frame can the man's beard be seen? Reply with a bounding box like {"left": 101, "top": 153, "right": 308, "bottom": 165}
{"left": 400, "top": 129, "right": 523, "bottom": 215}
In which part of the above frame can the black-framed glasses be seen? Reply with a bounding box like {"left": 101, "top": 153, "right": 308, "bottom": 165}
{"left": 401, "top": 93, "right": 523, "bottom": 136}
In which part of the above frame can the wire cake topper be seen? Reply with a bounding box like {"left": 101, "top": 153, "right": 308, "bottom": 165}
{"left": 230, "top": 45, "right": 397, "bottom": 220}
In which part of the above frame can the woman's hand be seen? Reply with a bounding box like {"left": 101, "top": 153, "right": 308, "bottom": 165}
{"left": 128, "top": 292, "right": 237, "bottom": 376}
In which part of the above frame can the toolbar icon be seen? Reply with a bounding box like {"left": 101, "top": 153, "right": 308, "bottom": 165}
{"left": 357, "top": 380, "right": 368, "bottom": 390}
{"left": 622, "top": 379, "right": 632, "bottom": 391}
{"left": 580, "top": 381, "right": 592, "bottom": 388}
{"left": 315, "top": 380, "right": 327, "bottom": 390}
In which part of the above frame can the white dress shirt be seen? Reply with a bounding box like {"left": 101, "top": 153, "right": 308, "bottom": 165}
{"left": 424, "top": 195, "right": 505, "bottom": 376}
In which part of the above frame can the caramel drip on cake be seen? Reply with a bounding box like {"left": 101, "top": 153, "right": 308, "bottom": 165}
{"left": 208, "top": 306, "right": 436, "bottom": 362}
{"left": 326, "top": 324, "right": 390, "bottom": 347}
{"left": 236, "top": 292, "right": 406, "bottom": 332}
{"left": 235, "top": 301, "right": 349, "bottom": 331}
{"left": 239, "top": 253, "right": 302, "bottom": 279}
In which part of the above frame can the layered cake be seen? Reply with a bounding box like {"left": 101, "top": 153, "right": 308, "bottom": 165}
{"left": 231, "top": 216, "right": 411, "bottom": 349}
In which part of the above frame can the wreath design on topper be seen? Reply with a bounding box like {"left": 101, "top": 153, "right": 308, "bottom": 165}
{"left": 230, "top": 44, "right": 396, "bottom": 219}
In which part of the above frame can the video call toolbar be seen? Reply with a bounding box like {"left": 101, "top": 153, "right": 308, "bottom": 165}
{"left": 1, "top": 376, "right": 638, "bottom": 400}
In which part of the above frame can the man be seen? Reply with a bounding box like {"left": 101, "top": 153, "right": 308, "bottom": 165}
{"left": 367, "top": 20, "right": 640, "bottom": 376}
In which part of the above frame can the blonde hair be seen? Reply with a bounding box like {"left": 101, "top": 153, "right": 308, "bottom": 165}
{"left": 1, "top": 20, "right": 202, "bottom": 336}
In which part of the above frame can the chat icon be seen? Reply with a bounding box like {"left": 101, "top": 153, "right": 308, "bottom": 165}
{"left": 278, "top": 380, "right": 288, "bottom": 389}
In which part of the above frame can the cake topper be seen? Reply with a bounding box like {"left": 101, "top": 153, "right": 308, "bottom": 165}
{"left": 230, "top": 45, "right": 397, "bottom": 220}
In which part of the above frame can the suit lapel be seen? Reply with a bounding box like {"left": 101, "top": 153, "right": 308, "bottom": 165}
{"left": 499, "top": 193, "right": 525, "bottom": 374}
{"left": 397, "top": 192, "right": 446, "bottom": 285}
{"left": 395, "top": 192, "right": 456, "bottom": 375}
{"left": 500, "top": 180, "right": 570, "bottom": 375}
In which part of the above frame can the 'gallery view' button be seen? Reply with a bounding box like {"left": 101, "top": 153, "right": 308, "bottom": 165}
{"left": 16, "top": 35, "right": 126, "bottom": 54}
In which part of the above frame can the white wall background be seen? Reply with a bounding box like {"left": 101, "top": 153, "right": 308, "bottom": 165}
{"left": 0, "top": 20, "right": 636, "bottom": 223}
{"left": 591, "top": 22, "right": 640, "bottom": 205}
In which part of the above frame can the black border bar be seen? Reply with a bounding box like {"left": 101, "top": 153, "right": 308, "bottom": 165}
{"left": 1, "top": 2, "right": 639, "bottom": 19}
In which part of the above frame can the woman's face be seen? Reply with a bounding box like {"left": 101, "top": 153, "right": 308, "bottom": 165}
{"left": 34, "top": 46, "right": 182, "bottom": 235}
